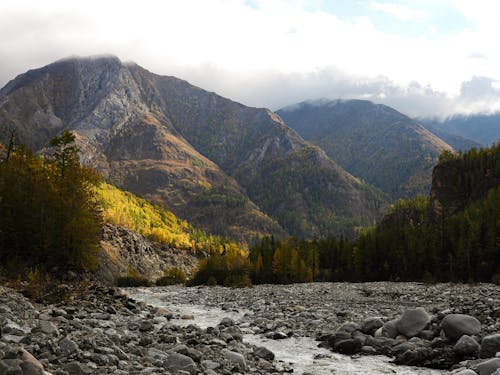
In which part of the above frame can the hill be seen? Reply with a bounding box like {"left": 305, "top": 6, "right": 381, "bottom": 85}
{"left": 0, "top": 56, "right": 387, "bottom": 239}
{"left": 277, "top": 99, "right": 453, "bottom": 199}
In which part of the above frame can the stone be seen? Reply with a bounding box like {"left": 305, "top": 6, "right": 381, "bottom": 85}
{"left": 362, "top": 317, "right": 384, "bottom": 335}
{"left": 338, "top": 322, "right": 361, "bottom": 333}
{"left": 254, "top": 346, "right": 275, "bottom": 361}
{"left": 481, "top": 335, "right": 500, "bottom": 358}
{"left": 164, "top": 352, "right": 196, "bottom": 374}
{"left": 19, "top": 348, "right": 45, "bottom": 375}
{"left": 333, "top": 338, "right": 363, "bottom": 355}
{"left": 59, "top": 337, "right": 79, "bottom": 354}
{"left": 382, "top": 319, "right": 399, "bottom": 338}
{"left": 139, "top": 320, "right": 154, "bottom": 332}
{"left": 454, "top": 335, "right": 480, "bottom": 357}
{"left": 223, "top": 349, "right": 247, "bottom": 371}
{"left": 454, "top": 370, "right": 478, "bottom": 375}
{"left": 441, "top": 314, "right": 481, "bottom": 341}
{"left": 64, "top": 361, "right": 93, "bottom": 375}
{"left": 201, "top": 360, "right": 220, "bottom": 370}
{"left": 396, "top": 308, "right": 431, "bottom": 338}
{"left": 219, "top": 317, "right": 234, "bottom": 327}
{"left": 477, "top": 358, "right": 500, "bottom": 375}
{"left": 39, "top": 321, "right": 59, "bottom": 335}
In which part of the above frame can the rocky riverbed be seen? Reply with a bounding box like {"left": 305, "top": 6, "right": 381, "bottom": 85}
{"left": 0, "top": 282, "right": 499, "bottom": 374}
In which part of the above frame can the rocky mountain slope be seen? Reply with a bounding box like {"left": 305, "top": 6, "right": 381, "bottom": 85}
{"left": 277, "top": 99, "right": 454, "bottom": 199}
{"left": 0, "top": 56, "right": 387, "bottom": 239}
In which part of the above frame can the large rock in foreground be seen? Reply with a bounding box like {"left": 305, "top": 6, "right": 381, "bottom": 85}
{"left": 441, "top": 314, "right": 481, "bottom": 341}
{"left": 396, "top": 308, "right": 431, "bottom": 338}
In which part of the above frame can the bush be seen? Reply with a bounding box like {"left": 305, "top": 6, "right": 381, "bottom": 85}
{"left": 492, "top": 273, "right": 500, "bottom": 286}
{"left": 189, "top": 251, "right": 252, "bottom": 287}
{"left": 115, "top": 266, "right": 151, "bottom": 287}
{"left": 155, "top": 267, "right": 187, "bottom": 286}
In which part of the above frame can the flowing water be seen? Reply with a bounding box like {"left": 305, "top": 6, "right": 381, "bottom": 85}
{"left": 127, "top": 287, "right": 448, "bottom": 375}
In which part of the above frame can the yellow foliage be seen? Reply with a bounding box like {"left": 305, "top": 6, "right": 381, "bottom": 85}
{"left": 96, "top": 182, "right": 245, "bottom": 255}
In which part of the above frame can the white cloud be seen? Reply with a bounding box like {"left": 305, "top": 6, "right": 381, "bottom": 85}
{"left": 0, "top": 0, "right": 500, "bottom": 118}
{"left": 370, "top": 1, "right": 428, "bottom": 20}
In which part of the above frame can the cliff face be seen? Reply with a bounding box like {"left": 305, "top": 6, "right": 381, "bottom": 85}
{"left": 97, "top": 224, "right": 198, "bottom": 284}
{"left": 0, "top": 56, "right": 387, "bottom": 239}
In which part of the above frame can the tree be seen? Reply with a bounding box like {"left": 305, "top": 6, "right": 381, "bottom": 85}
{"left": 0, "top": 131, "right": 101, "bottom": 273}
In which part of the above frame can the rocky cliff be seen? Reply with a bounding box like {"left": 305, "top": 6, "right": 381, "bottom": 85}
{"left": 97, "top": 224, "right": 198, "bottom": 284}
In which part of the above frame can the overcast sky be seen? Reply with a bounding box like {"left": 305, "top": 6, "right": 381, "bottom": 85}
{"left": 2, "top": 0, "right": 500, "bottom": 118}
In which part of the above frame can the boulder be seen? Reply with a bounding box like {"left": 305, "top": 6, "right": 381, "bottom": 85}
{"left": 382, "top": 319, "right": 399, "bottom": 338}
{"left": 164, "top": 352, "right": 196, "bottom": 374}
{"left": 454, "top": 370, "right": 478, "bottom": 375}
{"left": 338, "top": 322, "right": 361, "bottom": 333}
{"left": 254, "top": 346, "right": 275, "bottom": 361}
{"left": 333, "top": 338, "right": 363, "bottom": 355}
{"left": 59, "top": 337, "right": 79, "bottom": 354}
{"left": 441, "top": 314, "right": 481, "bottom": 341}
{"left": 396, "top": 308, "right": 431, "bottom": 338}
{"left": 476, "top": 358, "right": 500, "bottom": 375}
{"left": 361, "top": 317, "right": 384, "bottom": 335}
{"left": 223, "top": 349, "right": 247, "bottom": 371}
{"left": 481, "top": 334, "right": 500, "bottom": 359}
{"left": 454, "top": 335, "right": 480, "bottom": 357}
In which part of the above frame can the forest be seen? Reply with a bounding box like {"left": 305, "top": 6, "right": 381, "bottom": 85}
{"left": 194, "top": 144, "right": 500, "bottom": 285}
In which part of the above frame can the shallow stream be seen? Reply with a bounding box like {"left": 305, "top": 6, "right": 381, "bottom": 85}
{"left": 127, "top": 287, "right": 448, "bottom": 375}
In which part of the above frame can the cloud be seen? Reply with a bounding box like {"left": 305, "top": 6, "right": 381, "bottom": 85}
{"left": 0, "top": 0, "right": 500, "bottom": 118}
{"left": 370, "top": 1, "right": 428, "bottom": 20}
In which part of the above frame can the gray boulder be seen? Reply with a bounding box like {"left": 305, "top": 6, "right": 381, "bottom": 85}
{"left": 454, "top": 335, "right": 480, "bottom": 356}
{"left": 454, "top": 370, "right": 478, "bottom": 375}
{"left": 59, "top": 337, "right": 79, "bottom": 354}
{"left": 441, "top": 314, "right": 481, "bottom": 341}
{"left": 362, "top": 317, "right": 384, "bottom": 335}
{"left": 164, "top": 352, "right": 196, "bottom": 374}
{"left": 476, "top": 358, "right": 500, "bottom": 375}
{"left": 382, "top": 318, "right": 399, "bottom": 338}
{"left": 254, "top": 346, "right": 275, "bottom": 361}
{"left": 481, "top": 334, "right": 500, "bottom": 358}
{"left": 223, "top": 349, "right": 247, "bottom": 371}
{"left": 396, "top": 308, "right": 431, "bottom": 338}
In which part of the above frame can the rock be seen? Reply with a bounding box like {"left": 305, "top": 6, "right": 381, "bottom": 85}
{"left": 219, "top": 317, "right": 234, "bottom": 327}
{"left": 38, "top": 321, "right": 59, "bottom": 336}
{"left": 201, "top": 360, "right": 220, "bottom": 370}
{"left": 382, "top": 319, "right": 399, "bottom": 338}
{"left": 476, "top": 358, "right": 500, "bottom": 375}
{"left": 362, "top": 317, "right": 384, "bottom": 335}
{"left": 454, "top": 335, "right": 480, "bottom": 357}
{"left": 19, "top": 348, "right": 45, "bottom": 375}
{"left": 186, "top": 348, "right": 203, "bottom": 362}
{"left": 254, "top": 346, "right": 275, "bottom": 361}
{"left": 164, "top": 352, "right": 196, "bottom": 374}
{"left": 481, "top": 335, "right": 500, "bottom": 358}
{"left": 272, "top": 331, "right": 288, "bottom": 340}
{"left": 396, "top": 308, "right": 431, "bottom": 338}
{"left": 59, "top": 337, "right": 79, "bottom": 354}
{"left": 441, "top": 314, "right": 481, "bottom": 341}
{"left": 394, "top": 347, "right": 433, "bottom": 366}
{"left": 64, "top": 361, "right": 93, "bottom": 375}
{"left": 223, "top": 349, "right": 247, "bottom": 371}
{"left": 338, "top": 322, "right": 361, "bottom": 333}
{"left": 454, "top": 370, "right": 478, "bottom": 375}
{"left": 139, "top": 320, "right": 154, "bottom": 332}
{"left": 333, "top": 338, "right": 363, "bottom": 355}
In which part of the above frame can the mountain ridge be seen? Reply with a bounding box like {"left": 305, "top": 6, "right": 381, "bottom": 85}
{"left": 277, "top": 99, "right": 454, "bottom": 199}
{"left": 0, "top": 55, "right": 387, "bottom": 240}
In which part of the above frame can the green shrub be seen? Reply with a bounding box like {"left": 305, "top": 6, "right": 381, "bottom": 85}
{"left": 115, "top": 266, "right": 151, "bottom": 287}
{"left": 189, "top": 251, "right": 252, "bottom": 287}
{"left": 155, "top": 267, "right": 187, "bottom": 286}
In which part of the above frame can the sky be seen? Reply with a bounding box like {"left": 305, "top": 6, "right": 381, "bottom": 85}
{"left": 1, "top": 0, "right": 500, "bottom": 118}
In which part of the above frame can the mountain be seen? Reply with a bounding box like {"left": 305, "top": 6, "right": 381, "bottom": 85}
{"left": 421, "top": 113, "right": 500, "bottom": 146}
{"left": 277, "top": 99, "right": 453, "bottom": 199}
{"left": 0, "top": 56, "right": 387, "bottom": 239}
{"left": 421, "top": 124, "right": 481, "bottom": 151}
